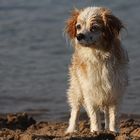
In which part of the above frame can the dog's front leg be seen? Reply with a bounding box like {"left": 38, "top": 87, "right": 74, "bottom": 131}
{"left": 66, "top": 107, "right": 80, "bottom": 133}
{"left": 84, "top": 101, "right": 101, "bottom": 132}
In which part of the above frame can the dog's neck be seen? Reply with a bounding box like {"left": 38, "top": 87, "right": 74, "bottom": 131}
{"left": 73, "top": 38, "right": 125, "bottom": 64}
{"left": 74, "top": 42, "right": 112, "bottom": 63}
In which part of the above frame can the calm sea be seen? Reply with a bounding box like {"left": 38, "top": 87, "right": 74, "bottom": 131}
{"left": 0, "top": 0, "right": 139, "bottom": 121}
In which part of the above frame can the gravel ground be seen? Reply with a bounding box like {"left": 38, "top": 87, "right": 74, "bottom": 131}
{"left": 0, "top": 113, "right": 139, "bottom": 140}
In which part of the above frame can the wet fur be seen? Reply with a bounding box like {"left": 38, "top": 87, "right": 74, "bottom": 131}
{"left": 65, "top": 7, "right": 129, "bottom": 133}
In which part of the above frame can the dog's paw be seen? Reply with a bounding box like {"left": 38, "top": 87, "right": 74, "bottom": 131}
{"left": 109, "top": 128, "right": 120, "bottom": 134}
{"left": 65, "top": 128, "right": 74, "bottom": 134}
{"left": 90, "top": 126, "right": 100, "bottom": 133}
{"left": 65, "top": 127, "right": 78, "bottom": 134}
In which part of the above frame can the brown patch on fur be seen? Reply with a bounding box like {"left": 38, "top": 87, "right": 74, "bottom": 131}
{"left": 80, "top": 62, "right": 87, "bottom": 77}
{"left": 71, "top": 53, "right": 87, "bottom": 77}
{"left": 113, "top": 38, "right": 127, "bottom": 63}
{"left": 65, "top": 10, "right": 80, "bottom": 39}
{"left": 101, "top": 9, "right": 124, "bottom": 42}
{"left": 114, "top": 39, "right": 122, "bottom": 60}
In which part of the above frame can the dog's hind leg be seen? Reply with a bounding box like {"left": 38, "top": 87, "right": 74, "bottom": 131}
{"left": 104, "top": 107, "right": 109, "bottom": 130}
{"left": 109, "top": 105, "right": 119, "bottom": 132}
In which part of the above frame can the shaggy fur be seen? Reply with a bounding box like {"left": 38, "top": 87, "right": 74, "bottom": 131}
{"left": 65, "top": 7, "right": 129, "bottom": 133}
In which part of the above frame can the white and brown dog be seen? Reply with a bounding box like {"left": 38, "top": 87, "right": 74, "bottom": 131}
{"left": 65, "top": 7, "right": 129, "bottom": 133}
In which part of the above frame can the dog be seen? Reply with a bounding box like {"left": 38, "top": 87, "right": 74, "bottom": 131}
{"left": 65, "top": 7, "right": 129, "bottom": 133}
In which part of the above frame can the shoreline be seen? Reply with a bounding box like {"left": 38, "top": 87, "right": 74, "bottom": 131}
{"left": 0, "top": 113, "right": 139, "bottom": 140}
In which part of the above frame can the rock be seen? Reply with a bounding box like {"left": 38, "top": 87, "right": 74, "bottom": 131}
{"left": 0, "top": 113, "right": 36, "bottom": 131}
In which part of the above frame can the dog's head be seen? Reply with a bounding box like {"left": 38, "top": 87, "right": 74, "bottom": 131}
{"left": 65, "top": 7, "right": 124, "bottom": 47}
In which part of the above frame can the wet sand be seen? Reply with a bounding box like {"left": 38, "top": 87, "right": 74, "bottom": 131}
{"left": 0, "top": 113, "right": 139, "bottom": 140}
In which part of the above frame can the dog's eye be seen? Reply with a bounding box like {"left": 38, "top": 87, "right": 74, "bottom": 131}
{"left": 90, "top": 25, "right": 100, "bottom": 32}
{"left": 76, "top": 24, "right": 81, "bottom": 30}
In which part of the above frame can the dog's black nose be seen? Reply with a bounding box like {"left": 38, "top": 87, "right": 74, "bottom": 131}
{"left": 76, "top": 33, "right": 85, "bottom": 41}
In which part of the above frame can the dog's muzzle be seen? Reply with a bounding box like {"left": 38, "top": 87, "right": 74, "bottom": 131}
{"left": 76, "top": 33, "right": 85, "bottom": 41}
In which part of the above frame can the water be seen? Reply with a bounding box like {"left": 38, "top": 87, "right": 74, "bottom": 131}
{"left": 0, "top": 0, "right": 139, "bottom": 121}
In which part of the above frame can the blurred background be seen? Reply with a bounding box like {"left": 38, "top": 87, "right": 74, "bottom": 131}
{"left": 0, "top": 0, "right": 139, "bottom": 121}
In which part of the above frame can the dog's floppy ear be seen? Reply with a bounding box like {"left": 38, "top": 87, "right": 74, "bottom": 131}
{"left": 65, "top": 9, "right": 80, "bottom": 39}
{"left": 102, "top": 10, "right": 124, "bottom": 41}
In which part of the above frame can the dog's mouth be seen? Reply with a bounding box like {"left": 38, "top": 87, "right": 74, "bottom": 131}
{"left": 78, "top": 41, "right": 97, "bottom": 47}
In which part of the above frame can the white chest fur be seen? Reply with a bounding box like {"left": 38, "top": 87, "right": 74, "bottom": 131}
{"left": 76, "top": 47, "right": 127, "bottom": 106}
